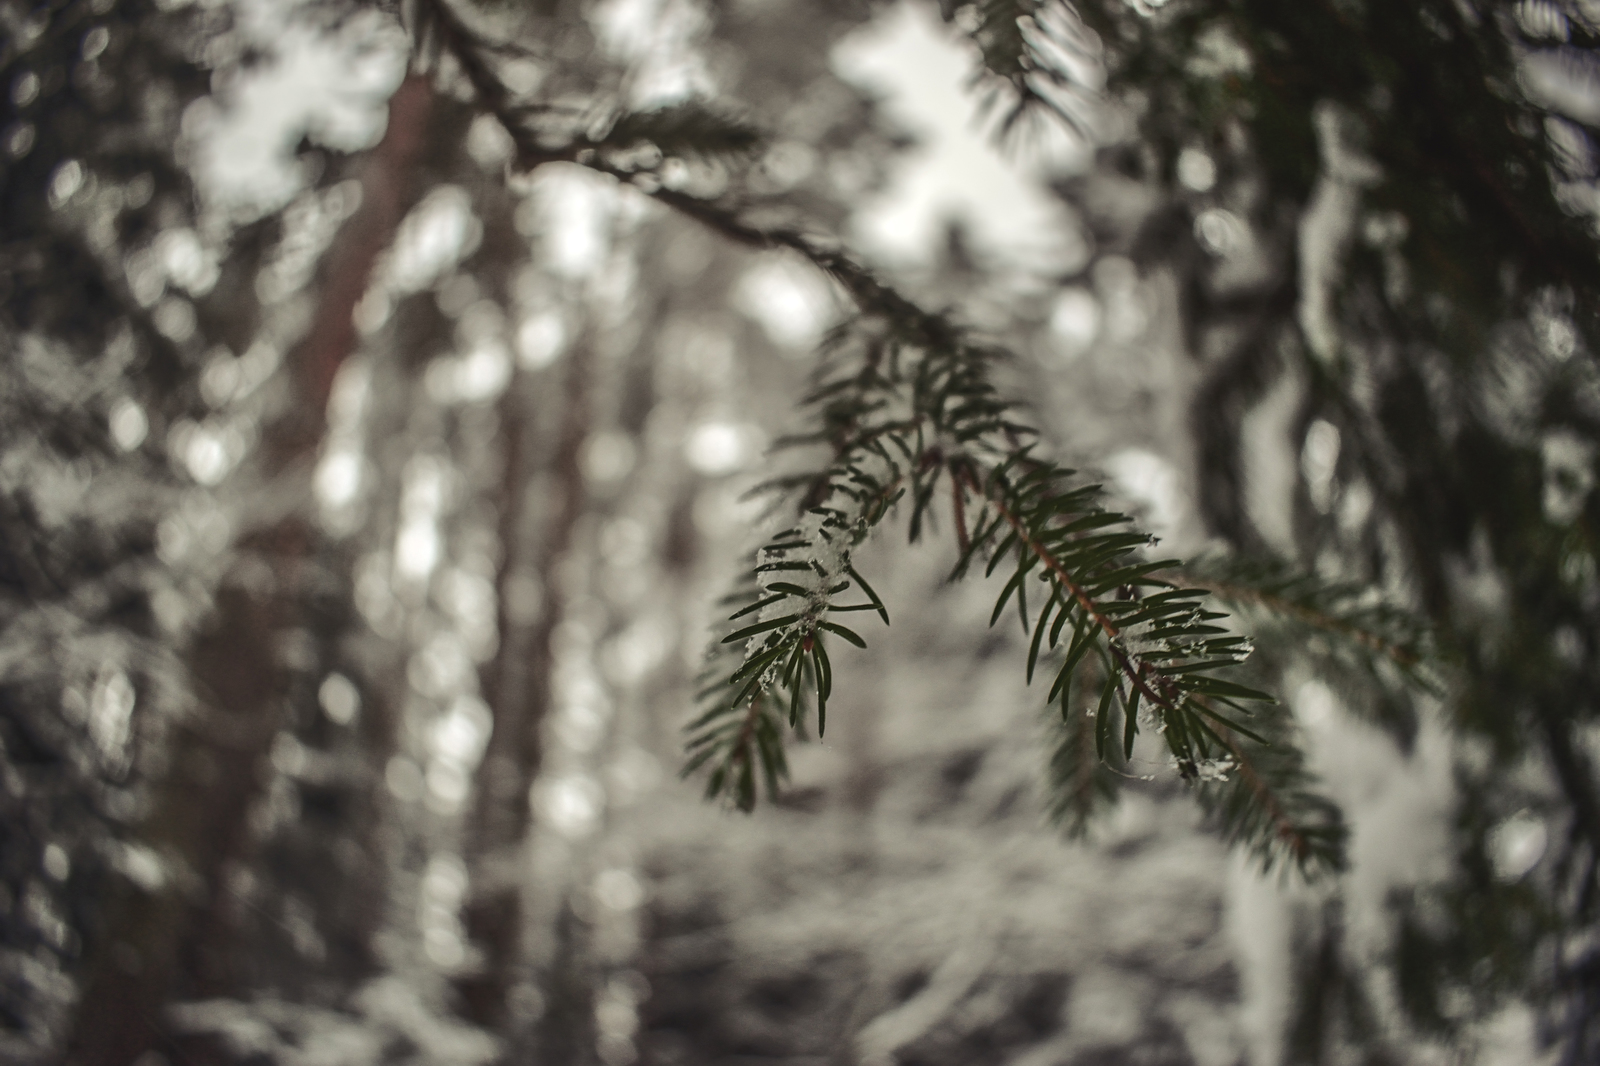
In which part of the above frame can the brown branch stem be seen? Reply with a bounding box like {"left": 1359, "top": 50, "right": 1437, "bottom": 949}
{"left": 961, "top": 469, "right": 1179, "bottom": 716}
{"left": 952, "top": 477, "right": 970, "bottom": 557}
{"left": 1211, "top": 724, "right": 1312, "bottom": 861}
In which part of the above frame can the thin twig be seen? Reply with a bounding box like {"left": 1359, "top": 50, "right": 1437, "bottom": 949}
{"left": 951, "top": 478, "right": 970, "bottom": 557}
{"left": 1210, "top": 724, "right": 1312, "bottom": 861}
{"left": 1176, "top": 572, "right": 1422, "bottom": 669}
{"left": 964, "top": 468, "right": 1179, "bottom": 715}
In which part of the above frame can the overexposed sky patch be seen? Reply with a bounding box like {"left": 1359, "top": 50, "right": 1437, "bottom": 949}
{"left": 831, "top": 1, "right": 1089, "bottom": 270}
{"left": 590, "top": 0, "right": 713, "bottom": 107}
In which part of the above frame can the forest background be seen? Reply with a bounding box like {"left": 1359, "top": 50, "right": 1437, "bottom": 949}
{"left": 4, "top": 0, "right": 1600, "bottom": 1064}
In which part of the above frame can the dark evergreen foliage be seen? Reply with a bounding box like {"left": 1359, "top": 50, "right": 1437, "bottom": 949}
{"left": 4, "top": 0, "right": 1600, "bottom": 1060}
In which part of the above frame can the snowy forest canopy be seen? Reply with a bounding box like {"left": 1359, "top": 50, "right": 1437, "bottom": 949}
{"left": 5, "top": 0, "right": 1600, "bottom": 1064}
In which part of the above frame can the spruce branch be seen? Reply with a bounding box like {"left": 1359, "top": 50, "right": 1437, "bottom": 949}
{"left": 956, "top": 462, "right": 1347, "bottom": 871}
{"left": 1170, "top": 556, "right": 1442, "bottom": 748}
{"left": 682, "top": 583, "right": 795, "bottom": 812}
{"left": 1195, "top": 708, "right": 1349, "bottom": 876}
{"left": 680, "top": 300, "right": 1345, "bottom": 871}
{"left": 426, "top": 0, "right": 1353, "bottom": 872}
{"left": 1044, "top": 659, "right": 1122, "bottom": 837}
{"left": 1172, "top": 554, "right": 1436, "bottom": 682}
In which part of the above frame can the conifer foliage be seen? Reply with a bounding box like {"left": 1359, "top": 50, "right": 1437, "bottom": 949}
{"left": 6, "top": 0, "right": 1600, "bottom": 1060}
{"left": 415, "top": 0, "right": 1408, "bottom": 876}
{"left": 683, "top": 301, "right": 1354, "bottom": 873}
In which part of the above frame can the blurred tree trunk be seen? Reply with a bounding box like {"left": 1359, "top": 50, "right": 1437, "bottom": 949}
{"left": 458, "top": 324, "right": 593, "bottom": 1042}
{"left": 64, "top": 73, "right": 436, "bottom": 1066}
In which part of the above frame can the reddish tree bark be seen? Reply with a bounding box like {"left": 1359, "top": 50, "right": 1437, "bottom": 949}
{"left": 273, "top": 73, "right": 436, "bottom": 467}
{"left": 65, "top": 73, "right": 435, "bottom": 1066}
